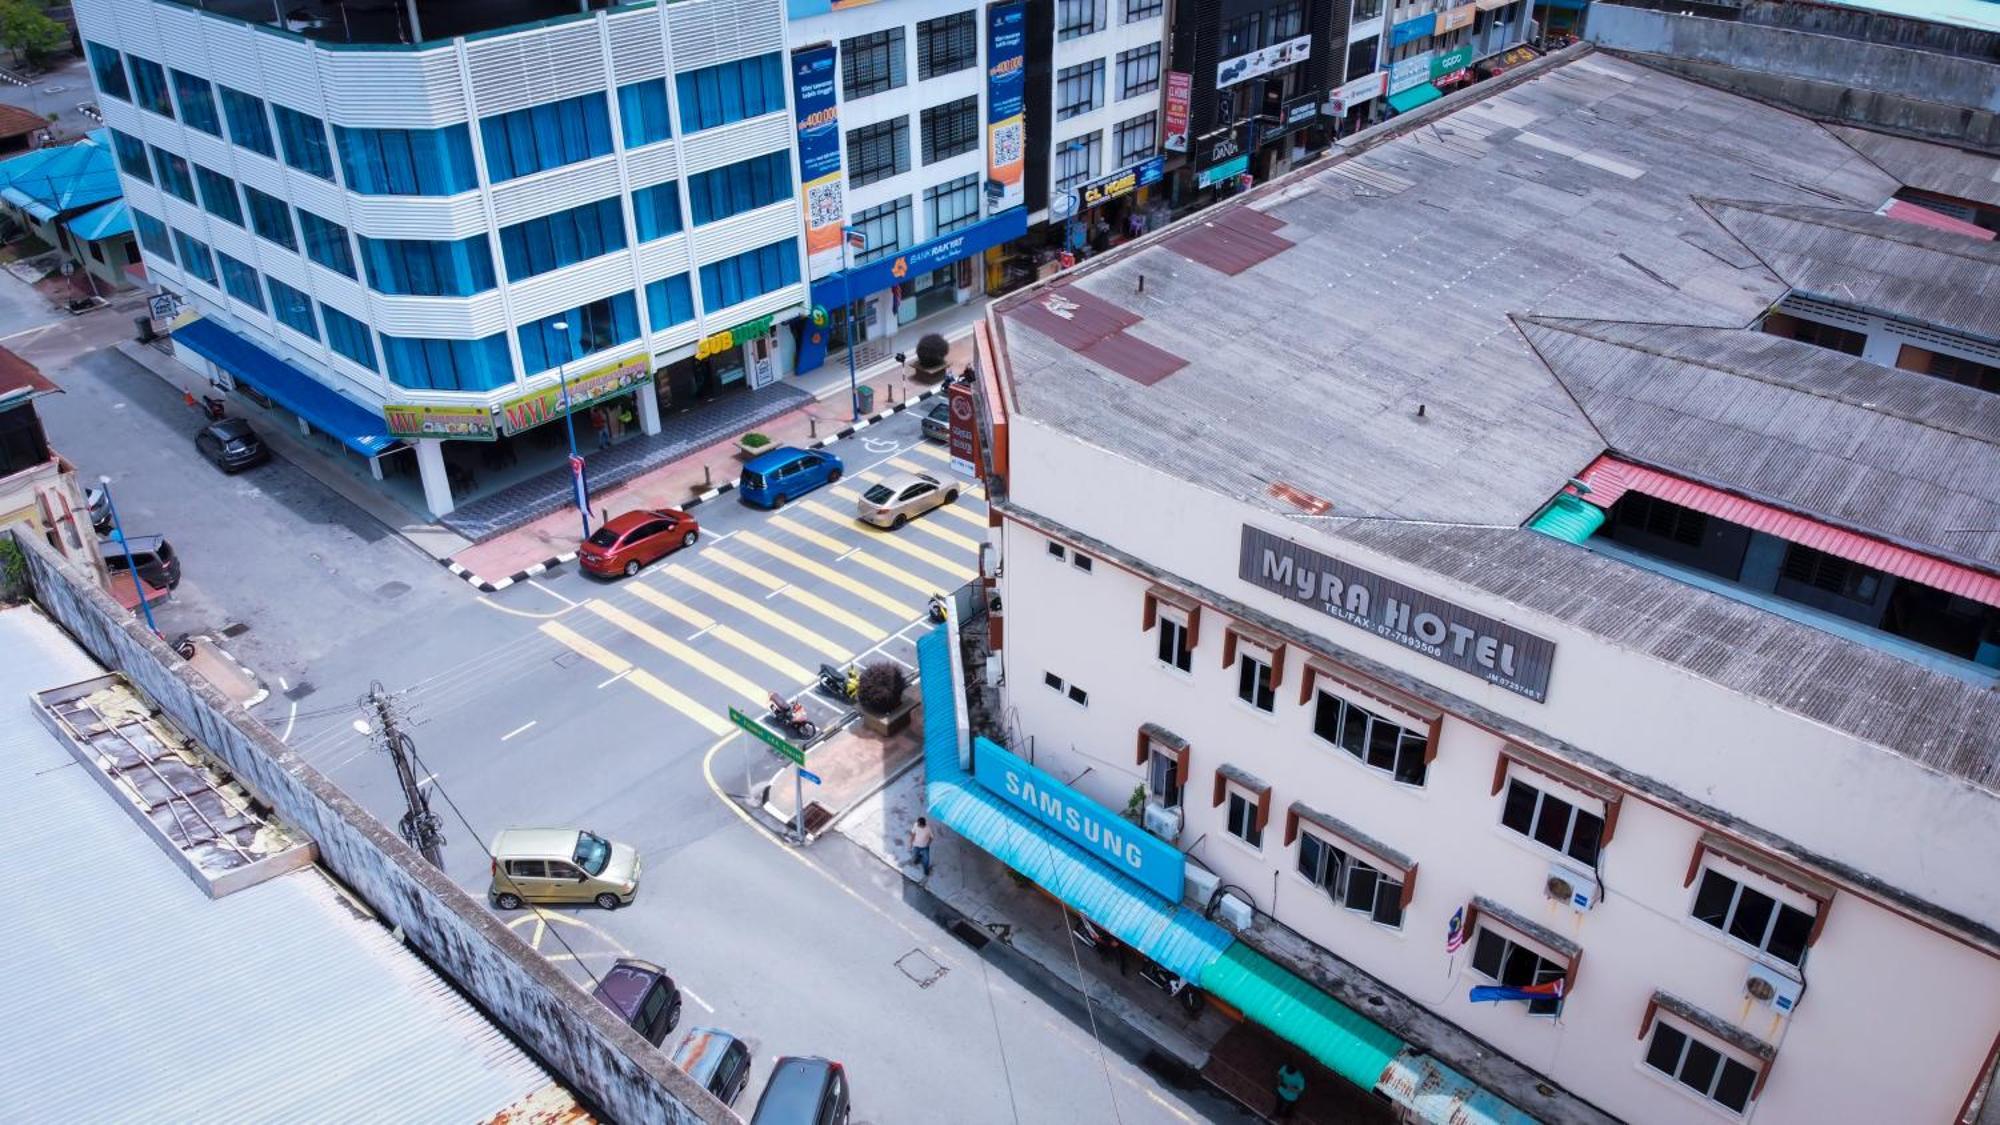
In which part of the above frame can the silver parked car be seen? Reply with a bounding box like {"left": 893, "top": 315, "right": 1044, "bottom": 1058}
{"left": 856, "top": 471, "right": 958, "bottom": 529}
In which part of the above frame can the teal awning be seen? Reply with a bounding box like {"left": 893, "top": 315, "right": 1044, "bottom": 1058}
{"left": 1387, "top": 83, "right": 1444, "bottom": 113}
{"left": 1200, "top": 943, "right": 1404, "bottom": 1091}
{"left": 1527, "top": 493, "right": 1605, "bottom": 543}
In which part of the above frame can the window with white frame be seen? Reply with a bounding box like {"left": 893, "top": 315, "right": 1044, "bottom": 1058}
{"left": 1056, "top": 60, "right": 1105, "bottom": 121}
{"left": 1125, "top": 0, "right": 1163, "bottom": 19}
{"left": 1236, "top": 646, "right": 1275, "bottom": 712}
{"left": 1225, "top": 788, "right": 1263, "bottom": 847}
{"left": 1118, "top": 44, "right": 1161, "bottom": 98}
{"left": 1499, "top": 774, "right": 1604, "bottom": 866}
{"left": 1314, "top": 691, "right": 1428, "bottom": 785}
{"left": 924, "top": 173, "right": 981, "bottom": 236}
{"left": 1690, "top": 864, "right": 1816, "bottom": 966}
{"left": 1469, "top": 926, "right": 1566, "bottom": 1016}
{"left": 1114, "top": 112, "right": 1156, "bottom": 167}
{"left": 1072, "top": 552, "right": 1093, "bottom": 572}
{"left": 1157, "top": 613, "right": 1191, "bottom": 671}
{"left": 850, "top": 196, "right": 912, "bottom": 265}
{"left": 1054, "top": 132, "right": 1101, "bottom": 193}
{"left": 1145, "top": 741, "right": 1183, "bottom": 807}
{"left": 1643, "top": 1017, "right": 1761, "bottom": 1114}
{"left": 1297, "top": 828, "right": 1404, "bottom": 927}
{"left": 1057, "top": 0, "right": 1107, "bottom": 39}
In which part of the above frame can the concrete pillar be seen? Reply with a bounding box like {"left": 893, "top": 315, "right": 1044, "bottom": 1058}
{"left": 416, "top": 439, "right": 455, "bottom": 518}
{"left": 297, "top": 416, "right": 312, "bottom": 437}
{"left": 368, "top": 454, "right": 384, "bottom": 482}
{"left": 637, "top": 382, "right": 661, "bottom": 436}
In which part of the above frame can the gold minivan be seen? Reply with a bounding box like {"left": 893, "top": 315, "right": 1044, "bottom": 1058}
{"left": 488, "top": 828, "right": 641, "bottom": 911}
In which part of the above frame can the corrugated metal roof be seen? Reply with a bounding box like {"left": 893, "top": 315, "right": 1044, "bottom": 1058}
{"left": 1165, "top": 207, "right": 1295, "bottom": 275}
{"left": 1827, "top": 125, "right": 2000, "bottom": 210}
{"left": 0, "top": 607, "right": 571, "bottom": 1125}
{"left": 1198, "top": 943, "right": 1405, "bottom": 1092}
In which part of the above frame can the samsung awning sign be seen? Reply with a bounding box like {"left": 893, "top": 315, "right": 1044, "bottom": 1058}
{"left": 972, "top": 737, "right": 1184, "bottom": 901}
{"left": 1239, "top": 526, "right": 1557, "bottom": 701}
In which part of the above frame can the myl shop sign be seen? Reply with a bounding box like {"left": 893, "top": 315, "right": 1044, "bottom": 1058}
{"left": 1239, "top": 526, "right": 1557, "bottom": 701}
{"left": 973, "top": 736, "right": 1184, "bottom": 901}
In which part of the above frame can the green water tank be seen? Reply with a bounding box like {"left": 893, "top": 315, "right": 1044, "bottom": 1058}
{"left": 1528, "top": 493, "right": 1605, "bottom": 544}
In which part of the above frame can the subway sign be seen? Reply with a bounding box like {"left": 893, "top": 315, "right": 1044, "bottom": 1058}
{"left": 1239, "top": 525, "right": 1557, "bottom": 701}
{"left": 972, "top": 736, "right": 1185, "bottom": 901}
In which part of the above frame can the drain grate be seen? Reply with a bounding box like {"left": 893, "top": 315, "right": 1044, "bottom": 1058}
{"left": 283, "top": 681, "right": 315, "bottom": 701}
{"left": 895, "top": 948, "right": 949, "bottom": 989}
{"left": 219, "top": 622, "right": 251, "bottom": 638}
{"left": 946, "top": 919, "right": 990, "bottom": 950}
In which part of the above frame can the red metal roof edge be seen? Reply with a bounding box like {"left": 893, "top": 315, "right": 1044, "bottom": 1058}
{"left": 0, "top": 345, "right": 58, "bottom": 399}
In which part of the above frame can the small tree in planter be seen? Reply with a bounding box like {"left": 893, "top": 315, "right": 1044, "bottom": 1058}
{"left": 858, "top": 660, "right": 908, "bottom": 716}
{"left": 911, "top": 333, "right": 950, "bottom": 380}
{"left": 737, "top": 430, "right": 773, "bottom": 456}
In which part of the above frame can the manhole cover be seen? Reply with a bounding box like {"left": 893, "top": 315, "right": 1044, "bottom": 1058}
{"left": 219, "top": 622, "right": 251, "bottom": 638}
{"left": 374, "top": 580, "right": 411, "bottom": 600}
{"left": 895, "top": 949, "right": 948, "bottom": 989}
{"left": 283, "top": 681, "right": 315, "bottom": 701}
{"left": 552, "top": 650, "right": 581, "bottom": 668}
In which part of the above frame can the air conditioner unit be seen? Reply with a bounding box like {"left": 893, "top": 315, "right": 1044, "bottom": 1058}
{"left": 1545, "top": 863, "right": 1598, "bottom": 912}
{"left": 1184, "top": 860, "right": 1221, "bottom": 910}
{"left": 1744, "top": 962, "right": 1803, "bottom": 1016}
{"left": 1143, "top": 801, "right": 1183, "bottom": 842}
{"left": 1216, "top": 891, "right": 1255, "bottom": 932}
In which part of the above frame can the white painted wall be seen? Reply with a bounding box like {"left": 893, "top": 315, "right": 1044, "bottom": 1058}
{"left": 1048, "top": 0, "right": 1169, "bottom": 207}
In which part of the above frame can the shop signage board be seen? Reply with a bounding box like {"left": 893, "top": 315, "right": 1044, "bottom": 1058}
{"left": 972, "top": 735, "right": 1185, "bottom": 901}
{"left": 1389, "top": 51, "right": 1436, "bottom": 94}
{"left": 947, "top": 379, "right": 980, "bottom": 477}
{"left": 1272, "top": 92, "right": 1321, "bottom": 138}
{"left": 1436, "top": 3, "right": 1477, "bottom": 32}
{"left": 695, "top": 313, "right": 775, "bottom": 361}
{"left": 497, "top": 353, "right": 651, "bottom": 435}
{"left": 1325, "top": 72, "right": 1387, "bottom": 115}
{"left": 1078, "top": 155, "right": 1165, "bottom": 209}
{"left": 985, "top": 1, "right": 1027, "bottom": 212}
{"left": 791, "top": 45, "right": 844, "bottom": 280}
{"left": 729, "top": 706, "right": 804, "bottom": 765}
{"left": 384, "top": 402, "right": 497, "bottom": 441}
{"left": 1432, "top": 43, "right": 1475, "bottom": 82}
{"left": 1216, "top": 34, "right": 1312, "bottom": 89}
{"left": 1390, "top": 11, "right": 1436, "bottom": 46}
{"left": 1163, "top": 71, "right": 1193, "bottom": 152}
{"left": 1196, "top": 122, "right": 1250, "bottom": 171}
{"left": 1197, "top": 154, "right": 1250, "bottom": 188}
{"left": 1238, "top": 525, "right": 1557, "bottom": 701}
{"left": 809, "top": 207, "right": 1027, "bottom": 309}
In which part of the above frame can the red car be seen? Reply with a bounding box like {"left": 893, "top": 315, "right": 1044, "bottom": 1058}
{"left": 578, "top": 508, "right": 700, "bottom": 577}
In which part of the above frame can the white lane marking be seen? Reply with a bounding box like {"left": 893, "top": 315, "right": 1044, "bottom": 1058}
{"left": 863, "top": 436, "right": 900, "bottom": 453}
{"left": 688, "top": 624, "right": 715, "bottom": 641}
{"left": 278, "top": 675, "right": 290, "bottom": 690}
{"left": 763, "top": 584, "right": 788, "bottom": 600}
{"left": 476, "top": 594, "right": 572, "bottom": 619}
{"left": 682, "top": 987, "right": 716, "bottom": 1013}
{"left": 704, "top": 530, "right": 735, "bottom": 543}
{"left": 528, "top": 579, "right": 579, "bottom": 607}
{"left": 596, "top": 668, "right": 632, "bottom": 689}
{"left": 280, "top": 700, "right": 298, "bottom": 742}
{"left": 501, "top": 720, "right": 538, "bottom": 741}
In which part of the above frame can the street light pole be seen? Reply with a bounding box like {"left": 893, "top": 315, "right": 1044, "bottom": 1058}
{"left": 550, "top": 319, "right": 590, "bottom": 539}
{"left": 840, "top": 231, "right": 860, "bottom": 422}
{"left": 97, "top": 475, "right": 157, "bottom": 636}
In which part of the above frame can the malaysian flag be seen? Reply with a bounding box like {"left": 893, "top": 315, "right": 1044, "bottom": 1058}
{"left": 1445, "top": 906, "right": 1468, "bottom": 954}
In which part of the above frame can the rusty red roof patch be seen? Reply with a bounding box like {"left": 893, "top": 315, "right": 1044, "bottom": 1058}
{"left": 1081, "top": 330, "right": 1187, "bottom": 386}
{"left": 1004, "top": 285, "right": 1140, "bottom": 352}
{"left": 1268, "top": 481, "right": 1332, "bottom": 515}
{"left": 1166, "top": 208, "right": 1295, "bottom": 275}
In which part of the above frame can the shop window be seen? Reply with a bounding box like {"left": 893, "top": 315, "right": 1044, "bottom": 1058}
{"left": 87, "top": 43, "right": 129, "bottom": 103}
{"left": 171, "top": 230, "right": 217, "bottom": 286}
{"left": 1057, "top": 0, "right": 1107, "bottom": 39}
{"left": 170, "top": 69, "right": 221, "bottom": 136}
{"left": 358, "top": 233, "right": 496, "bottom": 298}
{"left": 841, "top": 27, "right": 907, "bottom": 100}
{"left": 517, "top": 292, "right": 640, "bottom": 374}
{"left": 499, "top": 197, "right": 628, "bottom": 282}
{"left": 298, "top": 210, "right": 356, "bottom": 278}
{"left": 921, "top": 96, "right": 979, "bottom": 165}
{"left": 1056, "top": 60, "right": 1105, "bottom": 121}
{"left": 1118, "top": 44, "right": 1161, "bottom": 99}
{"left": 193, "top": 165, "right": 242, "bottom": 226}
{"left": 850, "top": 197, "right": 913, "bottom": 265}
{"left": 216, "top": 253, "right": 263, "bottom": 313}
{"left": 645, "top": 274, "right": 696, "bottom": 332}
{"left": 847, "top": 117, "right": 910, "bottom": 187}
{"left": 1313, "top": 691, "right": 1429, "bottom": 785}
{"left": 151, "top": 146, "right": 195, "bottom": 204}
{"left": 1296, "top": 827, "right": 1406, "bottom": 928}
{"left": 220, "top": 86, "right": 275, "bottom": 157}
{"left": 1124, "top": 0, "right": 1162, "bottom": 18}
{"left": 688, "top": 152, "right": 789, "bottom": 227}
{"left": 617, "top": 79, "right": 672, "bottom": 148}
{"left": 676, "top": 53, "right": 786, "bottom": 134}
{"left": 1114, "top": 112, "right": 1157, "bottom": 167}
{"left": 1643, "top": 1019, "right": 1760, "bottom": 1114}
{"left": 1688, "top": 863, "right": 1818, "bottom": 967}
{"left": 381, "top": 333, "right": 514, "bottom": 392}
{"left": 126, "top": 55, "right": 173, "bottom": 118}
{"left": 323, "top": 305, "right": 378, "bottom": 372}
{"left": 1470, "top": 926, "right": 1567, "bottom": 1016}
{"left": 1499, "top": 775, "right": 1604, "bottom": 866}
{"left": 924, "top": 173, "right": 981, "bottom": 236}
{"left": 109, "top": 130, "right": 150, "bottom": 183}
{"left": 335, "top": 123, "right": 477, "bottom": 195}
{"left": 272, "top": 104, "right": 335, "bottom": 180}
{"left": 917, "top": 11, "right": 977, "bottom": 79}
{"left": 266, "top": 278, "right": 318, "bottom": 340}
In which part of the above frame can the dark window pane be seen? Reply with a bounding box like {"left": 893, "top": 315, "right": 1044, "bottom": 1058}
{"left": 1296, "top": 832, "right": 1320, "bottom": 880}
{"left": 1728, "top": 885, "right": 1777, "bottom": 948}
{"left": 1644, "top": 1024, "right": 1686, "bottom": 1075}
{"left": 1338, "top": 702, "right": 1366, "bottom": 756}
{"left": 1692, "top": 869, "right": 1735, "bottom": 930}
{"left": 1312, "top": 693, "right": 1340, "bottom": 743}
{"left": 1393, "top": 736, "right": 1428, "bottom": 786}
{"left": 1767, "top": 904, "right": 1813, "bottom": 966}
{"left": 1344, "top": 865, "right": 1379, "bottom": 913}
{"left": 1470, "top": 930, "right": 1504, "bottom": 978}
{"left": 1532, "top": 794, "right": 1573, "bottom": 852}
{"left": 1371, "top": 886, "right": 1403, "bottom": 928}
{"left": 1714, "top": 1059, "right": 1757, "bottom": 1111}
{"left": 1500, "top": 944, "right": 1539, "bottom": 987}
{"left": 1366, "top": 717, "right": 1401, "bottom": 770}
{"left": 1237, "top": 656, "right": 1256, "bottom": 702}
{"left": 1567, "top": 810, "right": 1604, "bottom": 865}
{"left": 1500, "top": 780, "right": 1537, "bottom": 836}
{"left": 1678, "top": 1040, "right": 1722, "bottom": 1095}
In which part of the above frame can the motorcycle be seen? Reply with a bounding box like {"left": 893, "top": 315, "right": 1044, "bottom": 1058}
{"left": 1069, "top": 914, "right": 1129, "bottom": 973}
{"left": 199, "top": 394, "right": 227, "bottom": 421}
{"left": 817, "top": 662, "right": 859, "bottom": 702}
{"left": 1138, "top": 959, "right": 1207, "bottom": 1017}
{"left": 928, "top": 592, "right": 949, "bottom": 624}
{"left": 765, "top": 692, "right": 819, "bottom": 741}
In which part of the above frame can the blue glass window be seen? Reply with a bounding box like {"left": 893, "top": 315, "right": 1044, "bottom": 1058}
{"left": 498, "top": 197, "right": 626, "bottom": 282}
{"left": 631, "top": 182, "right": 683, "bottom": 243}
{"left": 333, "top": 124, "right": 477, "bottom": 196}
{"left": 479, "top": 93, "right": 613, "bottom": 183}
{"left": 617, "top": 79, "right": 672, "bottom": 148}
{"left": 220, "top": 87, "right": 275, "bottom": 158}
{"left": 170, "top": 70, "right": 221, "bottom": 136}
{"left": 272, "top": 104, "right": 335, "bottom": 180}
{"left": 381, "top": 333, "right": 515, "bottom": 392}
{"left": 133, "top": 209, "right": 174, "bottom": 263}
{"left": 242, "top": 186, "right": 297, "bottom": 251}
{"left": 516, "top": 292, "right": 639, "bottom": 375}
{"left": 109, "top": 130, "right": 150, "bottom": 183}
{"left": 87, "top": 43, "right": 129, "bottom": 102}
{"left": 676, "top": 53, "right": 785, "bottom": 134}
{"left": 193, "top": 165, "right": 243, "bottom": 226}
{"left": 171, "top": 229, "right": 217, "bottom": 285}
{"left": 323, "top": 305, "right": 378, "bottom": 371}
{"left": 357, "top": 233, "right": 497, "bottom": 298}
{"left": 151, "top": 146, "right": 196, "bottom": 203}
{"left": 687, "top": 151, "right": 791, "bottom": 226}
{"left": 645, "top": 274, "right": 695, "bottom": 333}
{"left": 699, "top": 238, "right": 800, "bottom": 311}
{"left": 217, "top": 252, "right": 263, "bottom": 312}
{"left": 126, "top": 56, "right": 173, "bottom": 118}
{"left": 267, "top": 278, "right": 318, "bottom": 339}
{"left": 297, "top": 210, "right": 357, "bottom": 278}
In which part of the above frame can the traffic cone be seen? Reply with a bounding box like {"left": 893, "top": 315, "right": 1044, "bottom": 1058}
{"left": 183, "top": 390, "right": 195, "bottom": 410}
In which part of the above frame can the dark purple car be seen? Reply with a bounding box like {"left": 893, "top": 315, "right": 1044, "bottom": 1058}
{"left": 591, "top": 958, "right": 682, "bottom": 1046}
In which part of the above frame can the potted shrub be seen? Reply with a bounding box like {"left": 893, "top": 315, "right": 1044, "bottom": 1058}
{"left": 911, "top": 333, "right": 950, "bottom": 380}
{"left": 858, "top": 660, "right": 916, "bottom": 734}
{"left": 737, "top": 430, "right": 773, "bottom": 457}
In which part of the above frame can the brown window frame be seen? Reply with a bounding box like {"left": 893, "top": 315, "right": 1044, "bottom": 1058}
{"left": 1284, "top": 802, "right": 1418, "bottom": 913}
{"left": 1682, "top": 833, "right": 1834, "bottom": 949}
{"left": 1212, "top": 765, "right": 1272, "bottom": 832}
{"left": 1638, "top": 993, "right": 1778, "bottom": 1100}
{"left": 1490, "top": 745, "right": 1624, "bottom": 849}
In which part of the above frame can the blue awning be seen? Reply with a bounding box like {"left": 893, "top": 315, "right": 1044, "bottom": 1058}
{"left": 811, "top": 207, "right": 1028, "bottom": 309}
{"left": 1387, "top": 83, "right": 1444, "bottom": 113}
{"left": 171, "top": 317, "right": 397, "bottom": 457}
{"left": 66, "top": 199, "right": 130, "bottom": 241}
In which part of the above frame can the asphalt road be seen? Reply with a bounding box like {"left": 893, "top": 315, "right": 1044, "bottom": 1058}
{"left": 33, "top": 337, "right": 1250, "bottom": 1125}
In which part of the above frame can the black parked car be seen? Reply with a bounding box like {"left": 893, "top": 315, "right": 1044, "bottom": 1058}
{"left": 751, "top": 1056, "right": 850, "bottom": 1125}
{"left": 195, "top": 418, "right": 269, "bottom": 473}
{"left": 921, "top": 399, "right": 950, "bottom": 443}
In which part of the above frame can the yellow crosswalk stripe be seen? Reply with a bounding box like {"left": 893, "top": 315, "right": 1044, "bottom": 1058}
{"left": 847, "top": 543, "right": 950, "bottom": 595}
{"left": 888, "top": 456, "right": 933, "bottom": 475}
{"left": 909, "top": 514, "right": 982, "bottom": 552}
{"left": 539, "top": 621, "right": 730, "bottom": 734}
{"left": 829, "top": 484, "right": 863, "bottom": 504}
{"left": 585, "top": 599, "right": 767, "bottom": 707}
{"left": 906, "top": 441, "right": 949, "bottom": 461}
{"left": 703, "top": 551, "right": 889, "bottom": 643}
{"left": 629, "top": 584, "right": 814, "bottom": 684}
{"left": 768, "top": 513, "right": 854, "bottom": 556}
{"left": 733, "top": 531, "right": 917, "bottom": 616}
{"left": 669, "top": 568, "right": 853, "bottom": 661}
{"left": 800, "top": 499, "right": 973, "bottom": 579}
{"left": 933, "top": 499, "right": 988, "bottom": 527}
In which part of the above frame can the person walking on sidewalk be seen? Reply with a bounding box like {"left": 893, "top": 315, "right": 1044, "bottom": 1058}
{"left": 1275, "top": 1063, "right": 1305, "bottom": 1120}
{"left": 908, "top": 817, "right": 933, "bottom": 879}
{"left": 589, "top": 406, "right": 610, "bottom": 450}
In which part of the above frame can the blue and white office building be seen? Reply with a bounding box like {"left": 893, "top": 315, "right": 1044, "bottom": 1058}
{"left": 74, "top": 0, "right": 810, "bottom": 518}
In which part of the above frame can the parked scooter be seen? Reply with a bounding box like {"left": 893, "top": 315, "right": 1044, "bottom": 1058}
{"left": 928, "top": 591, "right": 949, "bottom": 624}
{"left": 199, "top": 394, "right": 226, "bottom": 421}
{"left": 817, "top": 662, "right": 859, "bottom": 702}
{"left": 765, "top": 691, "right": 819, "bottom": 741}
{"left": 1138, "top": 959, "right": 1207, "bottom": 1016}
{"left": 1069, "top": 914, "right": 1129, "bottom": 973}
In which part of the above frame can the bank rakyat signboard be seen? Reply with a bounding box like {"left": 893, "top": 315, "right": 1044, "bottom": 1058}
{"left": 792, "top": 46, "right": 844, "bottom": 280}
{"left": 973, "top": 736, "right": 1185, "bottom": 901}
{"left": 1238, "top": 525, "right": 1557, "bottom": 701}
{"left": 809, "top": 207, "right": 1026, "bottom": 308}
{"left": 986, "top": 1, "right": 1027, "bottom": 212}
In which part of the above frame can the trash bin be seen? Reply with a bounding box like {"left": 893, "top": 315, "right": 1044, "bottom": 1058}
{"left": 856, "top": 385, "right": 874, "bottom": 414}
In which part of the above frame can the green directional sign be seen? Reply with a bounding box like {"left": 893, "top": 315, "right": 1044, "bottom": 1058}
{"left": 730, "top": 706, "right": 804, "bottom": 765}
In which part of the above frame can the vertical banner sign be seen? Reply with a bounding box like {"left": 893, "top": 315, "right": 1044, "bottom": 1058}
{"left": 1163, "top": 71, "right": 1192, "bottom": 152}
{"left": 792, "top": 46, "right": 844, "bottom": 280}
{"left": 947, "top": 379, "right": 980, "bottom": 478}
{"left": 985, "top": 1, "right": 1026, "bottom": 212}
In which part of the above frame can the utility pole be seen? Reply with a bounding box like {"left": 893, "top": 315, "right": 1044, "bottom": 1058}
{"left": 364, "top": 682, "right": 445, "bottom": 869}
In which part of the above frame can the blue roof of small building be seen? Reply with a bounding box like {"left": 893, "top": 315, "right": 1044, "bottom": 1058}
{"left": 0, "top": 133, "right": 120, "bottom": 221}
{"left": 65, "top": 198, "right": 130, "bottom": 241}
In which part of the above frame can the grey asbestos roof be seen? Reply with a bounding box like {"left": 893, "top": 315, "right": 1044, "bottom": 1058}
{"left": 1520, "top": 318, "right": 2000, "bottom": 568}
{"left": 0, "top": 608, "right": 567, "bottom": 1124}
{"left": 1826, "top": 125, "right": 2000, "bottom": 209}
{"left": 1700, "top": 197, "right": 2000, "bottom": 346}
